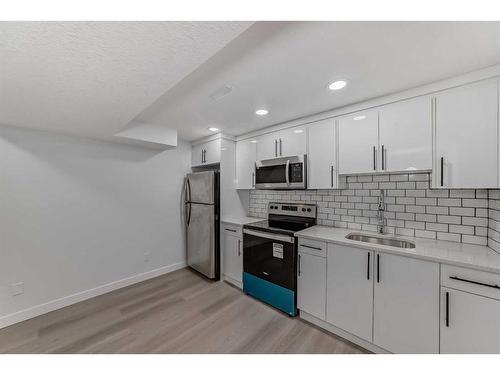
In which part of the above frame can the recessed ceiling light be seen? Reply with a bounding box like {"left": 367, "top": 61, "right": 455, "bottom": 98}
{"left": 256, "top": 109, "right": 269, "bottom": 116}
{"left": 329, "top": 80, "right": 347, "bottom": 91}
{"left": 293, "top": 129, "right": 304, "bottom": 134}
{"left": 250, "top": 140, "right": 258, "bottom": 144}
{"left": 208, "top": 127, "right": 219, "bottom": 132}
{"left": 353, "top": 115, "right": 366, "bottom": 121}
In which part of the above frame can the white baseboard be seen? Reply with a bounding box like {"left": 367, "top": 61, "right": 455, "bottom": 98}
{"left": 0, "top": 261, "right": 186, "bottom": 329}
{"left": 299, "top": 311, "right": 390, "bottom": 354}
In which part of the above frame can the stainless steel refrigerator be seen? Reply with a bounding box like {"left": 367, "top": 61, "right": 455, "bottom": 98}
{"left": 184, "top": 170, "right": 220, "bottom": 280}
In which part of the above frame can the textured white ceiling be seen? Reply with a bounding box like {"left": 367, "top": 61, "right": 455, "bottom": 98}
{"left": 136, "top": 21, "right": 500, "bottom": 141}
{"left": 0, "top": 21, "right": 252, "bottom": 138}
{"left": 3, "top": 22, "right": 500, "bottom": 143}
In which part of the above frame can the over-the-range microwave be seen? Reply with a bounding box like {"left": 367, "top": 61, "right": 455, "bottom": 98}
{"left": 254, "top": 155, "right": 307, "bottom": 190}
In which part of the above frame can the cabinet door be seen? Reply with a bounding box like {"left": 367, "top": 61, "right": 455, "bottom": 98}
{"left": 256, "top": 132, "right": 278, "bottom": 160}
{"left": 434, "top": 80, "right": 498, "bottom": 188}
{"left": 308, "top": 119, "right": 336, "bottom": 189}
{"left": 297, "top": 252, "right": 326, "bottom": 320}
{"left": 338, "top": 110, "right": 379, "bottom": 174}
{"left": 222, "top": 230, "right": 242, "bottom": 284}
{"left": 379, "top": 96, "right": 432, "bottom": 172}
{"left": 204, "top": 139, "right": 221, "bottom": 165}
{"left": 278, "top": 125, "right": 307, "bottom": 157}
{"left": 373, "top": 252, "right": 439, "bottom": 353}
{"left": 441, "top": 287, "right": 500, "bottom": 353}
{"left": 191, "top": 143, "right": 204, "bottom": 166}
{"left": 236, "top": 139, "right": 257, "bottom": 189}
{"left": 327, "top": 244, "right": 373, "bottom": 342}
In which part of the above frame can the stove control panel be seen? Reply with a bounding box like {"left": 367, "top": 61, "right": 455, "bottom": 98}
{"left": 268, "top": 202, "right": 316, "bottom": 218}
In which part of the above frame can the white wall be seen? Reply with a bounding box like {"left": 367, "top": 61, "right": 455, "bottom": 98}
{"left": 0, "top": 125, "right": 191, "bottom": 327}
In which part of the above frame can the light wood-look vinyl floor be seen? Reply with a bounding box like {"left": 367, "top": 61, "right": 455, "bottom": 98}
{"left": 0, "top": 268, "right": 368, "bottom": 354}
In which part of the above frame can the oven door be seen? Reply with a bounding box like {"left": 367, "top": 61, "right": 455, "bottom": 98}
{"left": 254, "top": 155, "right": 306, "bottom": 189}
{"left": 243, "top": 228, "right": 296, "bottom": 291}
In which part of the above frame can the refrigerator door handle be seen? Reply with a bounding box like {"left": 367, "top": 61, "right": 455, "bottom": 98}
{"left": 186, "top": 177, "right": 192, "bottom": 203}
{"left": 186, "top": 202, "right": 192, "bottom": 226}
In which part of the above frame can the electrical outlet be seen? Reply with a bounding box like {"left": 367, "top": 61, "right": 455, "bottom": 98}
{"left": 11, "top": 282, "right": 24, "bottom": 296}
{"left": 143, "top": 252, "right": 150, "bottom": 262}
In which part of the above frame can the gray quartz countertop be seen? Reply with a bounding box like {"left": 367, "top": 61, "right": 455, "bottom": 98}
{"left": 221, "top": 216, "right": 265, "bottom": 226}
{"left": 295, "top": 225, "right": 500, "bottom": 274}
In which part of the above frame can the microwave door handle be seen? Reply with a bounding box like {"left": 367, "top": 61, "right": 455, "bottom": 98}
{"left": 285, "top": 159, "right": 290, "bottom": 186}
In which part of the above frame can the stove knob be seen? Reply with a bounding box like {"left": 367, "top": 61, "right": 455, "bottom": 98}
{"left": 302, "top": 208, "right": 306, "bottom": 212}
{"left": 307, "top": 208, "right": 311, "bottom": 212}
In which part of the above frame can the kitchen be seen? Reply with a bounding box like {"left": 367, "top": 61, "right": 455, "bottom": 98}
{"left": 2, "top": 11, "right": 500, "bottom": 372}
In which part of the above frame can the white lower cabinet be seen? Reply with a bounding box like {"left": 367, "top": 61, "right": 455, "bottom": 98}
{"left": 297, "top": 251, "right": 326, "bottom": 320}
{"left": 373, "top": 252, "right": 439, "bottom": 353}
{"left": 299, "top": 240, "right": 442, "bottom": 353}
{"left": 326, "top": 244, "right": 374, "bottom": 342}
{"left": 440, "top": 287, "right": 500, "bottom": 353}
{"left": 222, "top": 225, "right": 243, "bottom": 287}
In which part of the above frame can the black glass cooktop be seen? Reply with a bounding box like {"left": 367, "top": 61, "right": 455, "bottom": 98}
{"left": 244, "top": 215, "right": 316, "bottom": 236}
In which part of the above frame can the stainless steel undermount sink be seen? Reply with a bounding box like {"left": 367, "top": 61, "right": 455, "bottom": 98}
{"left": 345, "top": 233, "right": 416, "bottom": 249}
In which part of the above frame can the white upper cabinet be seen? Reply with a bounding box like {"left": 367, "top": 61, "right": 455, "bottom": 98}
{"left": 279, "top": 125, "right": 307, "bottom": 157}
{"left": 307, "top": 119, "right": 337, "bottom": 189}
{"left": 327, "top": 244, "right": 374, "bottom": 343}
{"left": 338, "top": 110, "right": 379, "bottom": 174}
{"left": 191, "top": 138, "right": 221, "bottom": 167}
{"left": 373, "top": 252, "right": 439, "bottom": 353}
{"left": 256, "top": 132, "right": 278, "bottom": 161}
{"left": 433, "top": 79, "right": 499, "bottom": 188}
{"left": 236, "top": 139, "right": 257, "bottom": 189}
{"left": 379, "top": 96, "right": 432, "bottom": 172}
{"left": 191, "top": 142, "right": 205, "bottom": 166}
{"left": 256, "top": 126, "right": 307, "bottom": 160}
{"left": 204, "top": 138, "right": 222, "bottom": 165}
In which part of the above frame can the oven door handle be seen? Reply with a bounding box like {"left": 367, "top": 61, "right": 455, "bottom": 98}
{"left": 285, "top": 159, "right": 290, "bottom": 186}
{"left": 243, "top": 229, "right": 295, "bottom": 243}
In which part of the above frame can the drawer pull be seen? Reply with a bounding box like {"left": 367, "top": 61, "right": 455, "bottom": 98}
{"left": 300, "top": 244, "right": 322, "bottom": 251}
{"left": 225, "top": 228, "right": 237, "bottom": 232}
{"left": 449, "top": 276, "right": 500, "bottom": 290}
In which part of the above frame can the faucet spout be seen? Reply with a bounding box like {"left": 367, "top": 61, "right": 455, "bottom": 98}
{"left": 377, "top": 189, "right": 386, "bottom": 234}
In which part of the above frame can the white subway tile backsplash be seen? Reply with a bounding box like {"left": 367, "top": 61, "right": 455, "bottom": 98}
{"left": 373, "top": 175, "right": 390, "bottom": 182}
{"left": 416, "top": 197, "right": 437, "bottom": 206}
{"left": 449, "top": 224, "right": 475, "bottom": 235}
{"left": 449, "top": 190, "right": 476, "bottom": 198}
{"left": 437, "top": 215, "right": 462, "bottom": 225}
{"left": 247, "top": 173, "right": 500, "bottom": 249}
{"left": 437, "top": 232, "right": 461, "bottom": 242}
{"left": 462, "top": 198, "right": 488, "bottom": 208}
{"left": 438, "top": 198, "right": 462, "bottom": 207}
{"left": 449, "top": 207, "right": 475, "bottom": 217}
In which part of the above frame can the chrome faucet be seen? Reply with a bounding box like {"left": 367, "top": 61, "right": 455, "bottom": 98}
{"left": 377, "top": 190, "right": 387, "bottom": 234}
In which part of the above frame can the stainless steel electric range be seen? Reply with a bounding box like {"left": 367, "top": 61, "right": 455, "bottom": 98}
{"left": 242, "top": 202, "right": 317, "bottom": 316}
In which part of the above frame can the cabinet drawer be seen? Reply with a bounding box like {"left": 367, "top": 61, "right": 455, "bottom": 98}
{"left": 441, "top": 265, "right": 500, "bottom": 301}
{"left": 298, "top": 238, "right": 327, "bottom": 258}
{"left": 222, "top": 224, "right": 242, "bottom": 238}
